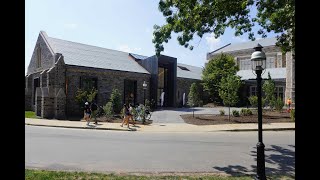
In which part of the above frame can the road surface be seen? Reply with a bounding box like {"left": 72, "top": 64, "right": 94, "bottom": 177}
{"left": 25, "top": 125, "right": 295, "bottom": 176}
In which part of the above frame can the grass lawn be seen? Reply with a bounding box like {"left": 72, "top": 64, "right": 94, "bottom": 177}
{"left": 25, "top": 169, "right": 294, "bottom": 180}
{"left": 25, "top": 111, "right": 40, "bottom": 118}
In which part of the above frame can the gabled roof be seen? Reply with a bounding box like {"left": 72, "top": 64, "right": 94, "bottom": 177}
{"left": 177, "top": 63, "right": 202, "bottom": 80}
{"left": 129, "top": 53, "right": 148, "bottom": 60}
{"left": 209, "top": 37, "right": 278, "bottom": 55}
{"left": 46, "top": 36, "right": 150, "bottom": 74}
{"left": 237, "top": 68, "right": 286, "bottom": 80}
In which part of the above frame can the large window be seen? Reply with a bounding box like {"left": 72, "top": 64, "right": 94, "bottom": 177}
{"left": 250, "top": 86, "right": 257, "bottom": 96}
{"left": 80, "top": 77, "right": 97, "bottom": 90}
{"left": 274, "top": 86, "right": 284, "bottom": 100}
{"left": 266, "top": 57, "right": 275, "bottom": 69}
{"left": 124, "top": 79, "right": 137, "bottom": 106}
{"left": 240, "top": 59, "right": 251, "bottom": 70}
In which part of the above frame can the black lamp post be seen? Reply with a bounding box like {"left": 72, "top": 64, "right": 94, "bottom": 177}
{"left": 143, "top": 81, "right": 147, "bottom": 124}
{"left": 251, "top": 43, "right": 267, "bottom": 180}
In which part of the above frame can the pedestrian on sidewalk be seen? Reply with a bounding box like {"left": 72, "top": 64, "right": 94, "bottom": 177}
{"left": 84, "top": 102, "right": 92, "bottom": 126}
{"left": 286, "top": 98, "right": 292, "bottom": 112}
{"left": 120, "top": 104, "right": 130, "bottom": 128}
{"left": 90, "top": 101, "right": 98, "bottom": 125}
{"left": 128, "top": 103, "right": 135, "bottom": 126}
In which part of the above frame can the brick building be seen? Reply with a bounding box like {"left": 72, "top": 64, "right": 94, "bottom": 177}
{"left": 206, "top": 37, "right": 295, "bottom": 106}
{"left": 25, "top": 31, "right": 202, "bottom": 119}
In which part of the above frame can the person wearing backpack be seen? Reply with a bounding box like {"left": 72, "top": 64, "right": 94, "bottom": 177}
{"left": 90, "top": 101, "right": 98, "bottom": 125}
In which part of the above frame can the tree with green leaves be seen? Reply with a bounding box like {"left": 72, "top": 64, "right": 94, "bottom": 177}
{"left": 202, "top": 53, "right": 238, "bottom": 103}
{"left": 187, "top": 82, "right": 201, "bottom": 107}
{"left": 75, "top": 87, "right": 98, "bottom": 107}
{"left": 110, "top": 88, "right": 122, "bottom": 114}
{"left": 262, "top": 72, "right": 276, "bottom": 110}
{"left": 152, "top": 0, "right": 295, "bottom": 55}
{"left": 219, "top": 75, "right": 242, "bottom": 120}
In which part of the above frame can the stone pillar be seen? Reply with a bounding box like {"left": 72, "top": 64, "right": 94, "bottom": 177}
{"left": 55, "top": 88, "right": 66, "bottom": 119}
{"left": 285, "top": 51, "right": 295, "bottom": 106}
{"left": 25, "top": 75, "right": 33, "bottom": 111}
{"left": 35, "top": 87, "right": 42, "bottom": 116}
{"left": 41, "top": 87, "right": 54, "bottom": 118}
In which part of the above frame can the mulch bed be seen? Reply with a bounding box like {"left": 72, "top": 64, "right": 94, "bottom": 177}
{"left": 180, "top": 110, "right": 293, "bottom": 126}
{"left": 89, "top": 116, "right": 153, "bottom": 125}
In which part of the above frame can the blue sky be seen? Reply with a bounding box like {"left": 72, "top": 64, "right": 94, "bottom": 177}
{"left": 25, "top": 0, "right": 278, "bottom": 75}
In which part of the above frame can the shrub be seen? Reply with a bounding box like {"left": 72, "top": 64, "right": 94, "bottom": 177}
{"left": 240, "top": 108, "right": 253, "bottom": 116}
{"left": 75, "top": 87, "right": 98, "bottom": 106}
{"left": 103, "top": 102, "right": 114, "bottom": 118}
{"left": 248, "top": 96, "right": 258, "bottom": 108}
{"left": 232, "top": 110, "right": 240, "bottom": 117}
{"left": 219, "top": 109, "right": 225, "bottom": 116}
{"left": 274, "top": 98, "right": 284, "bottom": 112}
{"left": 290, "top": 109, "right": 295, "bottom": 121}
{"left": 110, "top": 88, "right": 122, "bottom": 114}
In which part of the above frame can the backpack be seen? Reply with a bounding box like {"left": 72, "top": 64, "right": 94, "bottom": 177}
{"left": 91, "top": 103, "right": 98, "bottom": 111}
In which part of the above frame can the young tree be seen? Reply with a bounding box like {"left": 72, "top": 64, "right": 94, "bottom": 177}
{"left": 152, "top": 0, "right": 295, "bottom": 55}
{"left": 262, "top": 72, "right": 276, "bottom": 110}
{"left": 202, "top": 53, "right": 238, "bottom": 103}
{"left": 219, "top": 75, "right": 242, "bottom": 120}
{"left": 187, "top": 82, "right": 201, "bottom": 107}
{"left": 110, "top": 88, "right": 122, "bottom": 114}
{"left": 75, "top": 87, "right": 98, "bottom": 107}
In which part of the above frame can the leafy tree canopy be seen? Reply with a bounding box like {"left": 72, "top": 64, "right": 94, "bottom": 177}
{"left": 202, "top": 53, "right": 238, "bottom": 103}
{"left": 219, "top": 75, "right": 242, "bottom": 107}
{"left": 153, "top": 0, "right": 295, "bottom": 55}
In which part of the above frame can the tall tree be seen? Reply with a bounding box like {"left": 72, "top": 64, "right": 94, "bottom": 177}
{"left": 219, "top": 75, "right": 242, "bottom": 120}
{"left": 187, "top": 82, "right": 201, "bottom": 107}
{"left": 152, "top": 0, "right": 295, "bottom": 55}
{"left": 202, "top": 53, "right": 238, "bottom": 103}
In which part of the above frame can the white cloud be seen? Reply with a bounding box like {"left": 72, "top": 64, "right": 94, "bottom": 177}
{"left": 118, "top": 44, "right": 142, "bottom": 53}
{"left": 64, "top": 23, "right": 78, "bottom": 29}
{"left": 205, "top": 33, "right": 221, "bottom": 51}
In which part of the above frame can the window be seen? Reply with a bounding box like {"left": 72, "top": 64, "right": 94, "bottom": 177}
{"left": 266, "top": 57, "right": 275, "bottom": 69}
{"left": 277, "top": 54, "right": 282, "bottom": 68}
{"left": 80, "top": 77, "right": 97, "bottom": 90}
{"left": 178, "top": 66, "right": 190, "bottom": 71}
{"left": 240, "top": 59, "right": 251, "bottom": 70}
{"left": 36, "top": 46, "right": 41, "bottom": 68}
{"left": 274, "top": 86, "right": 284, "bottom": 100}
{"left": 250, "top": 86, "right": 257, "bottom": 96}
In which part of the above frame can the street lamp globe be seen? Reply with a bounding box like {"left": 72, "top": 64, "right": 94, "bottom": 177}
{"left": 143, "top": 81, "right": 147, "bottom": 90}
{"left": 251, "top": 43, "right": 266, "bottom": 73}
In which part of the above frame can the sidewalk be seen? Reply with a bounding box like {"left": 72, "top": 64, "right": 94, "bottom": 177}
{"left": 25, "top": 118, "right": 295, "bottom": 132}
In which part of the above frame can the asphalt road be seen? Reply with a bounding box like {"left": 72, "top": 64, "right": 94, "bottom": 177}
{"left": 25, "top": 125, "right": 295, "bottom": 176}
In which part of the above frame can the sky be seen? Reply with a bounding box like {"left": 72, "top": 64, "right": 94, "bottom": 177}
{"left": 25, "top": 0, "right": 278, "bottom": 75}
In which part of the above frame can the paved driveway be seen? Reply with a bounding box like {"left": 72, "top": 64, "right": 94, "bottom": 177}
{"left": 150, "top": 107, "right": 245, "bottom": 124}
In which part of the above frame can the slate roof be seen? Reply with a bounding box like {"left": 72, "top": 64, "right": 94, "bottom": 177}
{"left": 46, "top": 37, "right": 150, "bottom": 74}
{"left": 209, "top": 37, "right": 278, "bottom": 55}
{"left": 177, "top": 63, "right": 202, "bottom": 80}
{"left": 237, "top": 68, "right": 286, "bottom": 80}
{"left": 129, "top": 53, "right": 148, "bottom": 60}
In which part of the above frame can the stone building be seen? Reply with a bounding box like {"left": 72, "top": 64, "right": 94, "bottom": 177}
{"left": 206, "top": 37, "right": 295, "bottom": 105}
{"left": 25, "top": 31, "right": 202, "bottom": 119}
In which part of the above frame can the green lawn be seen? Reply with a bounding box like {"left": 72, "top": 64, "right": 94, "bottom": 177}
{"left": 25, "top": 169, "right": 294, "bottom": 180}
{"left": 25, "top": 111, "right": 39, "bottom": 118}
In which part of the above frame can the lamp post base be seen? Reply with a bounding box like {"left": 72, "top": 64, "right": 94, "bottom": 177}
{"left": 255, "top": 142, "right": 266, "bottom": 180}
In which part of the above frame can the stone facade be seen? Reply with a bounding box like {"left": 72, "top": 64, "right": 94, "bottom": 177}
{"left": 65, "top": 66, "right": 150, "bottom": 116}
{"left": 206, "top": 43, "right": 294, "bottom": 104}
{"left": 176, "top": 77, "right": 201, "bottom": 107}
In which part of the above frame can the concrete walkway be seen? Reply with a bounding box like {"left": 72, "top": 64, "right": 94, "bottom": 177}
{"left": 25, "top": 118, "right": 295, "bottom": 132}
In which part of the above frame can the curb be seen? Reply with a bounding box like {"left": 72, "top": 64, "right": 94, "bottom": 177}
{"left": 222, "top": 128, "right": 295, "bottom": 132}
{"left": 25, "top": 123, "right": 136, "bottom": 131}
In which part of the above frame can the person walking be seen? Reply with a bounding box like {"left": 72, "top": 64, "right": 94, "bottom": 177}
{"left": 287, "top": 98, "right": 292, "bottom": 112}
{"left": 128, "top": 103, "right": 135, "bottom": 126}
{"left": 90, "top": 101, "right": 98, "bottom": 124}
{"left": 84, "top": 102, "right": 92, "bottom": 126}
{"left": 120, "top": 104, "right": 130, "bottom": 128}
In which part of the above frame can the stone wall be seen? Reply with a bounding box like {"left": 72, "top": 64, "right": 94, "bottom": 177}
{"left": 65, "top": 66, "right": 151, "bottom": 116}
{"left": 176, "top": 77, "right": 201, "bottom": 107}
